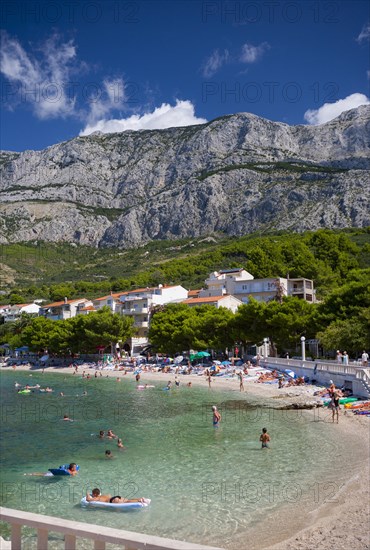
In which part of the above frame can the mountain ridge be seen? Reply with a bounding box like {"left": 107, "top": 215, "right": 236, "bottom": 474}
{"left": 1, "top": 105, "right": 369, "bottom": 248}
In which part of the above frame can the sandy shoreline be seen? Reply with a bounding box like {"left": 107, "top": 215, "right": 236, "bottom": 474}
{"left": 2, "top": 364, "right": 369, "bottom": 550}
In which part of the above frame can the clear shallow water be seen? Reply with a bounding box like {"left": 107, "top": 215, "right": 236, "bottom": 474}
{"left": 0, "top": 370, "right": 360, "bottom": 548}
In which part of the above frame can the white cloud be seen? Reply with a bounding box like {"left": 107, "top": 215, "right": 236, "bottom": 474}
{"left": 0, "top": 32, "right": 77, "bottom": 119}
{"left": 240, "top": 42, "right": 270, "bottom": 63}
{"left": 356, "top": 23, "right": 370, "bottom": 43}
{"left": 202, "top": 49, "right": 230, "bottom": 78}
{"left": 201, "top": 42, "right": 269, "bottom": 78}
{"left": 80, "top": 100, "right": 207, "bottom": 136}
{"left": 304, "top": 93, "right": 370, "bottom": 125}
{"left": 86, "top": 78, "right": 126, "bottom": 124}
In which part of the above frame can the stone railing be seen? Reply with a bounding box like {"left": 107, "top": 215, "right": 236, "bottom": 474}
{"left": 0, "top": 507, "right": 224, "bottom": 550}
{"left": 264, "top": 357, "right": 370, "bottom": 398}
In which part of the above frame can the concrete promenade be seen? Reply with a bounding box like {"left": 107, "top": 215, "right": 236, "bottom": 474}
{"left": 264, "top": 357, "right": 370, "bottom": 398}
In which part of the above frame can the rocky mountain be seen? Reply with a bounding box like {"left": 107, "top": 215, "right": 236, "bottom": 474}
{"left": 1, "top": 105, "right": 369, "bottom": 248}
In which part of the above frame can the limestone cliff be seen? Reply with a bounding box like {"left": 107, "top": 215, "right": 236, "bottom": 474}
{"left": 1, "top": 105, "right": 369, "bottom": 247}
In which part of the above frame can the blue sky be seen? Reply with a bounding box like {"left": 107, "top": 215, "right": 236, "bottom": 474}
{"left": 1, "top": 0, "right": 369, "bottom": 151}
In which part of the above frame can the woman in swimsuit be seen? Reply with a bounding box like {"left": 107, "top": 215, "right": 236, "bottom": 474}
{"left": 212, "top": 406, "right": 221, "bottom": 427}
{"left": 331, "top": 391, "right": 342, "bottom": 423}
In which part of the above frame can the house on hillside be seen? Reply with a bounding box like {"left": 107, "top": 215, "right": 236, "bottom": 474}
{"left": 91, "top": 292, "right": 126, "bottom": 313}
{"left": 40, "top": 298, "right": 93, "bottom": 320}
{"left": 199, "top": 269, "right": 316, "bottom": 303}
{"left": 182, "top": 294, "right": 242, "bottom": 313}
{"left": 118, "top": 284, "right": 188, "bottom": 355}
{"left": 3, "top": 302, "right": 41, "bottom": 323}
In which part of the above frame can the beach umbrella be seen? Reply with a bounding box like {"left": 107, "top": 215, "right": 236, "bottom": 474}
{"left": 221, "top": 360, "right": 231, "bottom": 365}
{"left": 194, "top": 351, "right": 210, "bottom": 359}
{"left": 40, "top": 355, "right": 49, "bottom": 362}
{"left": 174, "top": 356, "right": 184, "bottom": 364}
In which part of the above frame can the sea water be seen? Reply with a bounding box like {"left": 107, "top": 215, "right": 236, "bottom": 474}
{"left": 0, "top": 370, "right": 364, "bottom": 549}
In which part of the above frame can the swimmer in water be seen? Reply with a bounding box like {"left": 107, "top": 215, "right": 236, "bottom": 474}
{"left": 86, "top": 488, "right": 111, "bottom": 502}
{"left": 117, "top": 438, "right": 124, "bottom": 448}
{"left": 212, "top": 405, "right": 221, "bottom": 427}
{"left": 25, "top": 463, "right": 78, "bottom": 476}
{"left": 109, "top": 496, "right": 147, "bottom": 504}
{"left": 260, "top": 428, "right": 271, "bottom": 449}
{"left": 105, "top": 450, "right": 114, "bottom": 459}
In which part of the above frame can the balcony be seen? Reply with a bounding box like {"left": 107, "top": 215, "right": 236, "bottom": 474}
{"left": 134, "top": 321, "right": 149, "bottom": 328}
{"left": 130, "top": 307, "right": 148, "bottom": 314}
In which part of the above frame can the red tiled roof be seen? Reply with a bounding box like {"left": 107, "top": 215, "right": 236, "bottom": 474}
{"left": 183, "top": 296, "right": 229, "bottom": 304}
{"left": 43, "top": 298, "right": 89, "bottom": 308}
{"left": 126, "top": 287, "right": 156, "bottom": 294}
{"left": 188, "top": 289, "right": 201, "bottom": 297}
{"left": 79, "top": 306, "right": 96, "bottom": 311}
{"left": 93, "top": 292, "right": 127, "bottom": 302}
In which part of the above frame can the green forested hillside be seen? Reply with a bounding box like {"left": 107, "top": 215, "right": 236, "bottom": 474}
{"left": 0, "top": 228, "right": 369, "bottom": 304}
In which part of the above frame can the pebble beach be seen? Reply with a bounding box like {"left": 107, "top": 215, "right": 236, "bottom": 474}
{"left": 1, "top": 362, "right": 369, "bottom": 550}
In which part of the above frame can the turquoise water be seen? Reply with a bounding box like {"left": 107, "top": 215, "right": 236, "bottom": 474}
{"left": 0, "top": 370, "right": 360, "bottom": 548}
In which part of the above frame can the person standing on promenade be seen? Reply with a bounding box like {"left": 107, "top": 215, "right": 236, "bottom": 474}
{"left": 342, "top": 351, "right": 349, "bottom": 365}
{"left": 361, "top": 351, "right": 369, "bottom": 367}
{"left": 336, "top": 350, "right": 342, "bottom": 364}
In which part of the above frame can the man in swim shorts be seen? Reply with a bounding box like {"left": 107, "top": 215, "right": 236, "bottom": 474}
{"left": 260, "top": 428, "right": 271, "bottom": 449}
{"left": 86, "top": 488, "right": 111, "bottom": 502}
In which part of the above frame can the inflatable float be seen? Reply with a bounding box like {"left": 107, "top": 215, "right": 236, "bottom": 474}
{"left": 344, "top": 401, "right": 370, "bottom": 409}
{"left": 80, "top": 497, "right": 151, "bottom": 510}
{"left": 324, "top": 397, "right": 358, "bottom": 406}
{"left": 18, "top": 389, "right": 31, "bottom": 394}
{"left": 48, "top": 464, "right": 80, "bottom": 476}
{"left": 137, "top": 385, "right": 155, "bottom": 390}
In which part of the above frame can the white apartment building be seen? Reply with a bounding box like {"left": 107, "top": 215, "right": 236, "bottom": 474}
{"left": 199, "top": 268, "right": 316, "bottom": 303}
{"left": 40, "top": 298, "right": 93, "bottom": 320}
{"left": 118, "top": 284, "right": 188, "bottom": 354}
{"left": 2, "top": 302, "right": 41, "bottom": 322}
{"left": 91, "top": 292, "right": 125, "bottom": 313}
